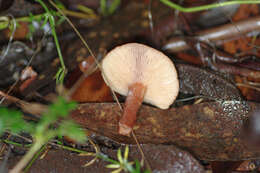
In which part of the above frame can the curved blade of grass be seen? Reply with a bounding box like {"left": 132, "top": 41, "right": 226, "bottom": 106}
{"left": 160, "top": 0, "right": 260, "bottom": 13}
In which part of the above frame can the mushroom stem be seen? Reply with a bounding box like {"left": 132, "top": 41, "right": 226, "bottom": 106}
{"left": 119, "top": 82, "right": 147, "bottom": 136}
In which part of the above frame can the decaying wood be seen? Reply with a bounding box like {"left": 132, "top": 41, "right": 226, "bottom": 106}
{"left": 70, "top": 101, "right": 260, "bottom": 161}
{"left": 177, "top": 64, "right": 242, "bottom": 100}
{"left": 129, "top": 144, "right": 205, "bottom": 173}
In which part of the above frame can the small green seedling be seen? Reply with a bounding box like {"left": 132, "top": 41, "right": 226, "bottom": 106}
{"left": 0, "top": 97, "right": 86, "bottom": 173}
{"left": 102, "top": 145, "right": 150, "bottom": 173}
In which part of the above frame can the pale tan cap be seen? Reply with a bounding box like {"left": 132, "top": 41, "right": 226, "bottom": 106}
{"left": 102, "top": 43, "right": 179, "bottom": 109}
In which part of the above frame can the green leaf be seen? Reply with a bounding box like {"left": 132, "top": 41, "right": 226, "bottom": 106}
{"left": 124, "top": 145, "right": 129, "bottom": 160}
{"left": 0, "top": 108, "right": 33, "bottom": 135}
{"left": 50, "top": 97, "right": 76, "bottom": 117}
{"left": 48, "top": 14, "right": 55, "bottom": 27}
{"left": 106, "top": 164, "right": 120, "bottom": 169}
{"left": 41, "top": 14, "right": 49, "bottom": 29}
{"left": 134, "top": 160, "right": 141, "bottom": 172}
{"left": 58, "top": 120, "right": 86, "bottom": 143}
{"left": 111, "top": 168, "right": 123, "bottom": 173}
{"left": 124, "top": 161, "right": 134, "bottom": 172}
{"left": 144, "top": 170, "right": 151, "bottom": 173}
{"left": 117, "top": 148, "right": 123, "bottom": 163}
{"left": 55, "top": 67, "right": 66, "bottom": 84}
{"left": 28, "top": 12, "right": 35, "bottom": 22}
{"left": 0, "top": 16, "right": 10, "bottom": 30}
{"left": 38, "top": 97, "right": 77, "bottom": 133}
{"left": 100, "top": 0, "right": 107, "bottom": 16}
{"left": 108, "top": 0, "right": 121, "bottom": 15}
{"left": 56, "top": 15, "right": 65, "bottom": 26}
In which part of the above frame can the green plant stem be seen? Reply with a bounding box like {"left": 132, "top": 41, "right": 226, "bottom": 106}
{"left": 35, "top": 0, "right": 65, "bottom": 70}
{"left": 97, "top": 153, "right": 118, "bottom": 164}
{"left": 50, "top": 23, "right": 65, "bottom": 69}
{"left": 15, "top": 14, "right": 43, "bottom": 23}
{"left": 60, "top": 9, "right": 97, "bottom": 19}
{"left": 35, "top": 0, "right": 66, "bottom": 83}
{"left": 56, "top": 143, "right": 90, "bottom": 153}
{"left": 1, "top": 139, "right": 32, "bottom": 148}
{"left": 9, "top": 141, "right": 44, "bottom": 173}
{"left": 2, "top": 138, "right": 87, "bottom": 153}
{"left": 23, "top": 145, "right": 46, "bottom": 173}
{"left": 77, "top": 4, "right": 95, "bottom": 14}
{"left": 35, "top": 0, "right": 51, "bottom": 14}
{"left": 160, "top": 0, "right": 260, "bottom": 13}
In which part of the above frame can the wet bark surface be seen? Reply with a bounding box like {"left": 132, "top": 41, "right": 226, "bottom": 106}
{"left": 71, "top": 101, "right": 259, "bottom": 161}
{"left": 176, "top": 64, "right": 242, "bottom": 101}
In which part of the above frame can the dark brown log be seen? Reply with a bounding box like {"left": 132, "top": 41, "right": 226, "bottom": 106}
{"left": 70, "top": 101, "right": 260, "bottom": 161}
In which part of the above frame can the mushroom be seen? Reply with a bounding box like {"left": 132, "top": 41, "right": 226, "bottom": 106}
{"left": 101, "top": 43, "right": 179, "bottom": 136}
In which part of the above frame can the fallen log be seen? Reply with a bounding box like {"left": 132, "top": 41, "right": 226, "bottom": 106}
{"left": 70, "top": 101, "right": 260, "bottom": 161}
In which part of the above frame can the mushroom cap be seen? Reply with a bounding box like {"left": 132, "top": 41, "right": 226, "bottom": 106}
{"left": 101, "top": 43, "right": 179, "bottom": 109}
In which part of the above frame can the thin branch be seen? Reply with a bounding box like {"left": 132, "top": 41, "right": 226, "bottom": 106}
{"left": 163, "top": 16, "right": 260, "bottom": 52}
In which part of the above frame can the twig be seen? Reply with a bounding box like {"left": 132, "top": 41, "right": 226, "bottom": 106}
{"left": 0, "top": 90, "right": 48, "bottom": 117}
{"left": 131, "top": 131, "right": 152, "bottom": 172}
{"left": 163, "top": 16, "right": 260, "bottom": 52}
{"left": 236, "top": 83, "right": 260, "bottom": 92}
